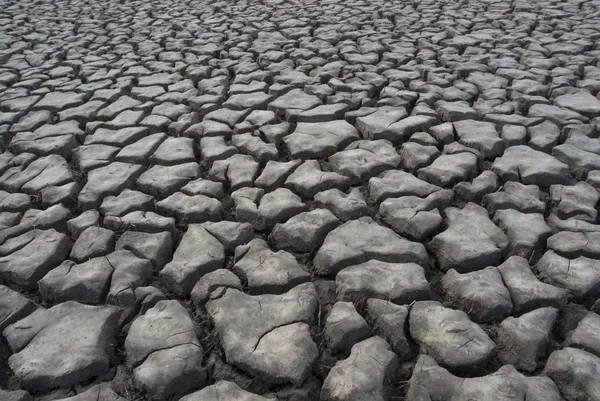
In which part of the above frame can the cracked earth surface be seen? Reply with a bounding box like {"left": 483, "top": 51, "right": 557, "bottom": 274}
{"left": 2, "top": 0, "right": 600, "bottom": 400}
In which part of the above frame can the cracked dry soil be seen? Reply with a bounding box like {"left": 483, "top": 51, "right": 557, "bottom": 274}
{"left": 2, "top": 0, "right": 600, "bottom": 400}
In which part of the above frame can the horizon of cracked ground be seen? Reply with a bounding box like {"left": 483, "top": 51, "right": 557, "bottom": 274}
{"left": 3, "top": 0, "right": 600, "bottom": 400}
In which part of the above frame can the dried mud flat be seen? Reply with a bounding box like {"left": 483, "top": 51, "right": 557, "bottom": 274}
{"left": 2, "top": 0, "right": 600, "bottom": 400}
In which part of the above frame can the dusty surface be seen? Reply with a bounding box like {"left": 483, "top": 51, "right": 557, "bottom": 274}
{"left": 1, "top": 0, "right": 600, "bottom": 400}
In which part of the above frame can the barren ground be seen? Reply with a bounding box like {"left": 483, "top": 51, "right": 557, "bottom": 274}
{"left": 1, "top": 0, "right": 600, "bottom": 400}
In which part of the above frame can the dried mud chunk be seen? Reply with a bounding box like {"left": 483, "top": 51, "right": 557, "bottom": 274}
{"left": 314, "top": 217, "right": 429, "bottom": 276}
{"left": 125, "top": 300, "right": 206, "bottom": 400}
{"left": 430, "top": 203, "right": 508, "bottom": 272}
{"left": 4, "top": 302, "right": 120, "bottom": 391}
{"left": 407, "top": 354, "right": 562, "bottom": 401}
{"left": 409, "top": 301, "right": 496, "bottom": 371}
{"left": 321, "top": 336, "right": 398, "bottom": 401}
{"left": 544, "top": 347, "right": 600, "bottom": 401}
{"left": 206, "top": 283, "right": 318, "bottom": 384}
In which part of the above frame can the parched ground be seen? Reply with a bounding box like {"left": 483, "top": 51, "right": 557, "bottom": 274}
{"left": 2, "top": 0, "right": 600, "bottom": 399}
